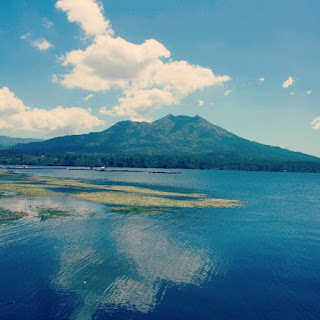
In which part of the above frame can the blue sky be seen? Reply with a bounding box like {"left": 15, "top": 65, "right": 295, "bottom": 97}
{"left": 0, "top": 0, "right": 319, "bottom": 156}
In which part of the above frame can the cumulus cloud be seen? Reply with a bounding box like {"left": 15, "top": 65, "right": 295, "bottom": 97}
{"left": 224, "top": 90, "right": 232, "bottom": 96}
{"left": 305, "top": 90, "right": 312, "bottom": 95}
{"left": 83, "top": 94, "right": 94, "bottom": 101}
{"left": 257, "top": 77, "right": 265, "bottom": 84}
{"left": 198, "top": 100, "right": 204, "bottom": 106}
{"left": 289, "top": 91, "right": 295, "bottom": 96}
{"left": 312, "top": 117, "right": 320, "bottom": 130}
{"left": 56, "top": 0, "right": 113, "bottom": 36}
{"left": 0, "top": 87, "right": 25, "bottom": 116}
{"left": 21, "top": 33, "right": 54, "bottom": 51}
{"left": 32, "top": 38, "right": 54, "bottom": 51}
{"left": 282, "top": 76, "right": 295, "bottom": 88}
{"left": 100, "top": 87, "right": 177, "bottom": 121}
{"left": 0, "top": 87, "right": 104, "bottom": 136}
{"left": 55, "top": 0, "right": 230, "bottom": 119}
{"left": 60, "top": 35, "right": 171, "bottom": 91}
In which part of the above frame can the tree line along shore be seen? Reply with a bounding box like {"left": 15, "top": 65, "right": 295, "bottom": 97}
{"left": 0, "top": 152, "right": 319, "bottom": 173}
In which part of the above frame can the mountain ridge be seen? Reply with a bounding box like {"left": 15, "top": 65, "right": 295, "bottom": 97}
{"left": 0, "top": 136, "right": 43, "bottom": 148}
{"left": 13, "top": 114, "right": 319, "bottom": 162}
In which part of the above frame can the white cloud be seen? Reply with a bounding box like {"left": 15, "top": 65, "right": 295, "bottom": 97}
{"left": 312, "top": 117, "right": 320, "bottom": 130}
{"left": 305, "top": 90, "right": 312, "bottom": 95}
{"left": 60, "top": 36, "right": 229, "bottom": 119}
{"left": 101, "top": 87, "right": 177, "bottom": 121}
{"left": 282, "top": 76, "right": 295, "bottom": 88}
{"left": 55, "top": 0, "right": 230, "bottom": 119}
{"left": 43, "top": 18, "right": 53, "bottom": 29}
{"left": 198, "top": 100, "right": 204, "bottom": 106}
{"left": 0, "top": 87, "right": 25, "bottom": 116}
{"left": 99, "top": 107, "right": 114, "bottom": 116}
{"left": 55, "top": 0, "right": 113, "bottom": 36}
{"left": 20, "top": 32, "right": 31, "bottom": 40}
{"left": 224, "top": 90, "right": 232, "bottom": 96}
{"left": 60, "top": 35, "right": 170, "bottom": 91}
{"left": 32, "top": 38, "right": 54, "bottom": 51}
{"left": 107, "top": 63, "right": 228, "bottom": 120}
{"left": 0, "top": 87, "right": 104, "bottom": 136}
{"left": 21, "top": 33, "right": 54, "bottom": 52}
{"left": 289, "top": 91, "right": 295, "bottom": 96}
{"left": 257, "top": 77, "right": 265, "bottom": 84}
{"left": 82, "top": 94, "right": 94, "bottom": 101}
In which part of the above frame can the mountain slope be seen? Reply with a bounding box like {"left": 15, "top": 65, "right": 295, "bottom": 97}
{"left": 14, "top": 114, "right": 319, "bottom": 162}
{"left": 0, "top": 136, "right": 43, "bottom": 148}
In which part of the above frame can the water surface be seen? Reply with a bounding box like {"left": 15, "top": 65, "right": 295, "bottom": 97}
{"left": 0, "top": 168, "right": 320, "bottom": 319}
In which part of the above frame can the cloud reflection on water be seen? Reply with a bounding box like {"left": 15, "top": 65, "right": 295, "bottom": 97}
{"left": 96, "top": 215, "right": 218, "bottom": 314}
{"left": 0, "top": 195, "right": 222, "bottom": 317}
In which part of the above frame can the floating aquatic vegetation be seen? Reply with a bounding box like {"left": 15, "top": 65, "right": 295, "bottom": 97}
{"left": 28, "top": 176, "right": 205, "bottom": 198}
{"left": 0, "top": 183, "right": 62, "bottom": 197}
{"left": 109, "top": 207, "right": 162, "bottom": 215}
{"left": 0, "top": 171, "right": 242, "bottom": 211}
{"left": 73, "top": 191, "right": 240, "bottom": 208}
{"left": 101, "top": 185, "right": 206, "bottom": 198}
{"left": 37, "top": 208, "right": 74, "bottom": 221}
{"left": 35, "top": 177, "right": 100, "bottom": 189}
{"left": 0, "top": 207, "right": 75, "bottom": 223}
{"left": 0, "top": 190, "right": 16, "bottom": 198}
{"left": 0, "top": 208, "right": 28, "bottom": 224}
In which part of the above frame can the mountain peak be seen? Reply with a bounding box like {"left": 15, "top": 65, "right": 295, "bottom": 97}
{"left": 157, "top": 114, "right": 206, "bottom": 124}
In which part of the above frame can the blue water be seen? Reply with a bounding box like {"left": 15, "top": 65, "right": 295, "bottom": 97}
{"left": 0, "top": 169, "right": 320, "bottom": 319}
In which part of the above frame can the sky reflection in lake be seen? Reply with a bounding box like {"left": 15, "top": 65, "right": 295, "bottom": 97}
{"left": 48, "top": 210, "right": 220, "bottom": 318}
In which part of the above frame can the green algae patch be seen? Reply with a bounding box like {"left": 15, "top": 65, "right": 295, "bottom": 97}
{"left": 38, "top": 208, "right": 73, "bottom": 221}
{"left": 0, "top": 208, "right": 28, "bottom": 225}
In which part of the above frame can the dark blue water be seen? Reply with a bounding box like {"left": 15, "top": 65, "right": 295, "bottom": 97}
{"left": 0, "top": 169, "right": 320, "bottom": 320}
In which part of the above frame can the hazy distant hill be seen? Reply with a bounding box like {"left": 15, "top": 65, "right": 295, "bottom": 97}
{"left": 0, "top": 136, "right": 43, "bottom": 148}
{"left": 14, "top": 114, "right": 319, "bottom": 162}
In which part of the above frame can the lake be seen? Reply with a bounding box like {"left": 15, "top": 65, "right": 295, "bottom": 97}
{"left": 0, "top": 168, "right": 320, "bottom": 320}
